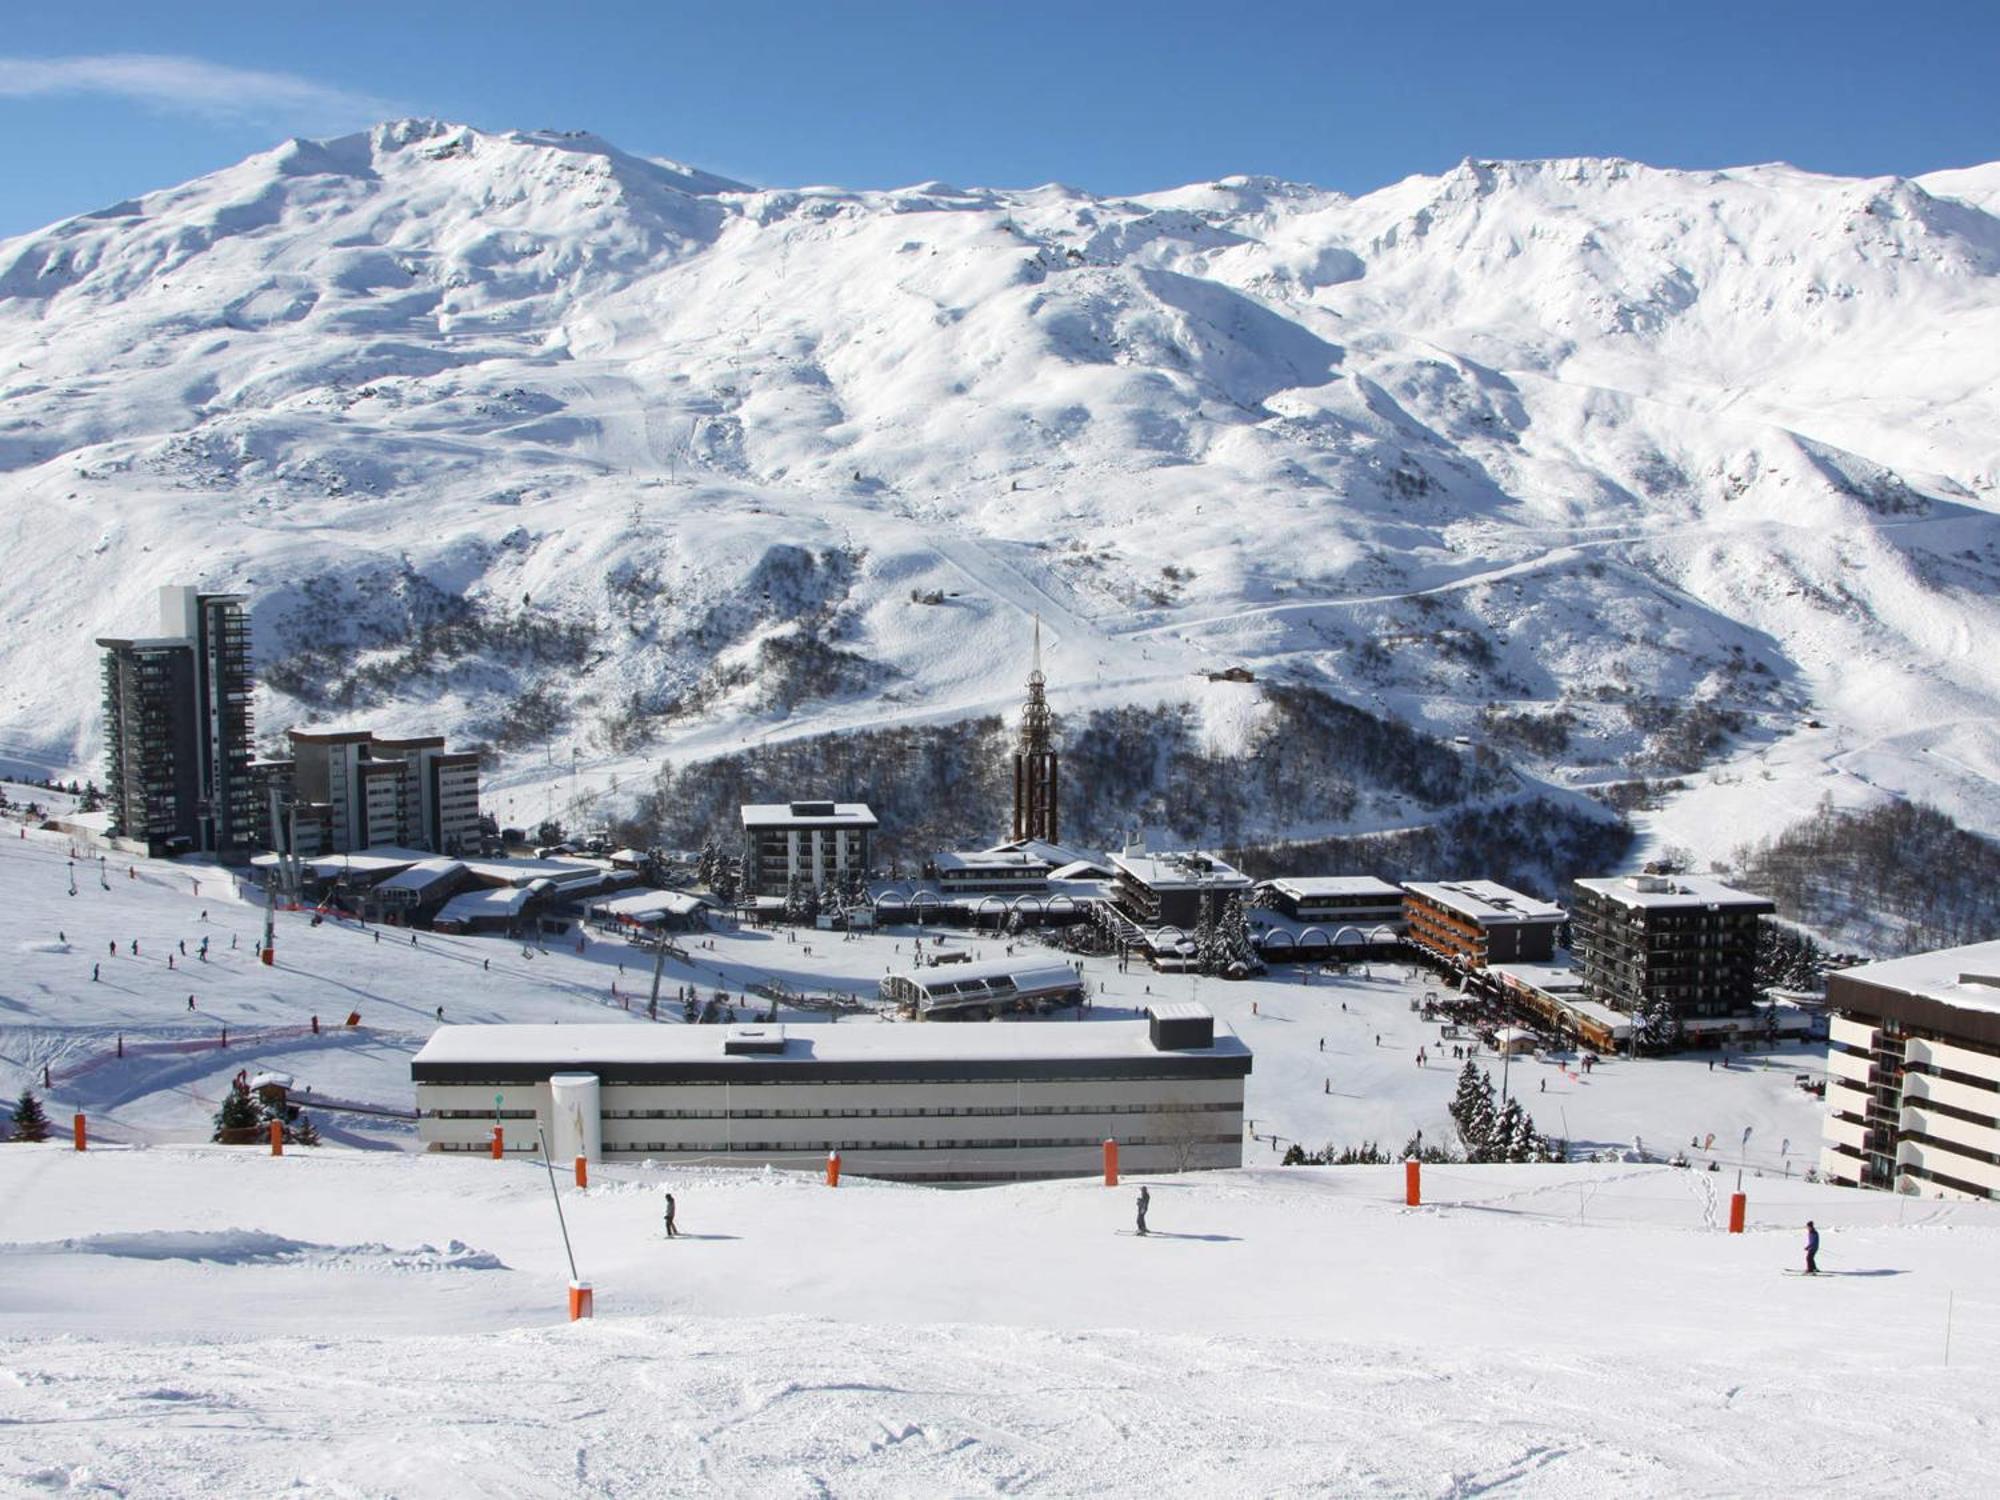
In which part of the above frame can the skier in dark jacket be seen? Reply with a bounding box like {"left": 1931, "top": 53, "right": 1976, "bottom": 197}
{"left": 663, "top": 1191, "right": 679, "bottom": 1239}
{"left": 1135, "top": 1186, "right": 1150, "bottom": 1237}
{"left": 1804, "top": 1220, "right": 1819, "bottom": 1275}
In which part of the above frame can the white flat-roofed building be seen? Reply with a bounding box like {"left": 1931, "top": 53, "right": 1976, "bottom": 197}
{"left": 1403, "top": 880, "right": 1566, "bottom": 968}
{"left": 1821, "top": 940, "right": 2000, "bottom": 1201}
{"left": 412, "top": 1017, "right": 1251, "bottom": 1183}
{"left": 740, "top": 800, "right": 878, "bottom": 896}
{"left": 926, "top": 849, "right": 1053, "bottom": 895}
{"left": 1258, "top": 876, "right": 1405, "bottom": 928}
{"left": 880, "top": 958, "right": 1085, "bottom": 1019}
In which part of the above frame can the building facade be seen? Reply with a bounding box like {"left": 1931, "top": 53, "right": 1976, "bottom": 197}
{"left": 412, "top": 1016, "right": 1251, "bottom": 1182}
{"left": 1570, "top": 874, "right": 1774, "bottom": 1023}
{"left": 1258, "top": 876, "right": 1406, "bottom": 930}
{"left": 740, "top": 801, "right": 877, "bottom": 896}
{"left": 1403, "top": 880, "right": 1565, "bottom": 968}
{"left": 1108, "top": 850, "right": 1254, "bottom": 931}
{"left": 97, "top": 586, "right": 256, "bottom": 855}
{"left": 1821, "top": 940, "right": 2000, "bottom": 1201}
{"left": 258, "top": 727, "right": 481, "bottom": 857}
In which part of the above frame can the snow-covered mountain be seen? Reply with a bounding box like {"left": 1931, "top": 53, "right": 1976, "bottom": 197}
{"left": 3, "top": 119, "right": 1998, "bottom": 861}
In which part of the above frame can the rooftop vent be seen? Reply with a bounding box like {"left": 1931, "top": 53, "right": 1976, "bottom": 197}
{"left": 1628, "top": 875, "right": 1672, "bottom": 894}
{"left": 1960, "top": 973, "right": 2000, "bottom": 991}
{"left": 723, "top": 1027, "right": 788, "bottom": 1056}
{"left": 1148, "top": 1002, "right": 1214, "bottom": 1051}
{"left": 790, "top": 800, "right": 836, "bottom": 817}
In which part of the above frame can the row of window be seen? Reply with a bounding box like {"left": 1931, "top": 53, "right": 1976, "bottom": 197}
{"left": 591, "top": 1101, "right": 1239, "bottom": 1121}
{"left": 425, "top": 1073, "right": 1236, "bottom": 1089}
{"left": 600, "top": 1133, "right": 1243, "bottom": 1154}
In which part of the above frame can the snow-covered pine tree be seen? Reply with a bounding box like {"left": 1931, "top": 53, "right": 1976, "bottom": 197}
{"left": 1493, "top": 1097, "right": 1529, "bottom": 1162}
{"left": 1448, "top": 1062, "right": 1498, "bottom": 1159}
{"left": 212, "top": 1079, "right": 261, "bottom": 1141}
{"left": 1216, "top": 893, "right": 1257, "bottom": 975}
{"left": 9, "top": 1089, "right": 51, "bottom": 1142}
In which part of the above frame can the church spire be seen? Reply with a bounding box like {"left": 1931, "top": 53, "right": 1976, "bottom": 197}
{"left": 1012, "top": 614, "right": 1059, "bottom": 845}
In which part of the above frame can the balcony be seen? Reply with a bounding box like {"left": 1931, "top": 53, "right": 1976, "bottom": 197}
{"left": 1826, "top": 1048, "right": 1873, "bottom": 1087}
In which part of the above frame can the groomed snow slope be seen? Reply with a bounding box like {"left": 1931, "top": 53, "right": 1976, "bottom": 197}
{"left": 3, "top": 125, "right": 2000, "bottom": 864}
{"left": 1, "top": 1148, "right": 1996, "bottom": 1496}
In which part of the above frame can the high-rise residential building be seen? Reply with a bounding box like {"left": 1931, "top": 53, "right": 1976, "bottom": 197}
{"left": 1011, "top": 617, "right": 1059, "bottom": 845}
{"left": 1569, "top": 874, "right": 1773, "bottom": 1024}
{"left": 97, "top": 586, "right": 256, "bottom": 856}
{"left": 257, "top": 727, "right": 482, "bottom": 857}
{"left": 1821, "top": 940, "right": 2000, "bottom": 1201}
{"left": 739, "top": 801, "right": 877, "bottom": 896}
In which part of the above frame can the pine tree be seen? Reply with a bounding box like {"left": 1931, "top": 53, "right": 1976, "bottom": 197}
{"left": 1215, "top": 893, "right": 1257, "bottom": 974}
{"left": 1493, "top": 1097, "right": 1529, "bottom": 1162}
{"left": 212, "top": 1079, "right": 261, "bottom": 1141}
{"left": 9, "top": 1089, "right": 50, "bottom": 1143}
{"left": 1448, "top": 1062, "right": 1497, "bottom": 1160}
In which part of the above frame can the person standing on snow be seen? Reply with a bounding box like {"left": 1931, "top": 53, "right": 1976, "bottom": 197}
{"left": 1804, "top": 1220, "right": 1820, "bottom": 1276}
{"left": 663, "top": 1191, "right": 679, "bottom": 1239}
{"left": 1135, "top": 1186, "right": 1151, "bottom": 1237}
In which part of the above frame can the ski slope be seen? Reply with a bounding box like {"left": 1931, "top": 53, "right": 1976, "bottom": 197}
{"left": 1, "top": 1148, "right": 1995, "bottom": 1495}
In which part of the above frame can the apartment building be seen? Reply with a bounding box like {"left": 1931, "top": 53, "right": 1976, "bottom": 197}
{"left": 739, "top": 801, "right": 877, "bottom": 896}
{"left": 97, "top": 586, "right": 256, "bottom": 856}
{"left": 1107, "top": 850, "right": 1254, "bottom": 931}
{"left": 259, "top": 727, "right": 481, "bottom": 857}
{"left": 1570, "top": 874, "right": 1774, "bottom": 1022}
{"left": 1403, "top": 880, "right": 1565, "bottom": 968}
{"left": 1821, "top": 939, "right": 2000, "bottom": 1201}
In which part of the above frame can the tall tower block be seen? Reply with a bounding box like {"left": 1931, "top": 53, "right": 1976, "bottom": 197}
{"left": 1011, "top": 617, "right": 1059, "bottom": 845}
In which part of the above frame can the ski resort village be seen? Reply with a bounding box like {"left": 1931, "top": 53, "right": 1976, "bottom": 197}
{"left": 2, "top": 45, "right": 2000, "bottom": 1493}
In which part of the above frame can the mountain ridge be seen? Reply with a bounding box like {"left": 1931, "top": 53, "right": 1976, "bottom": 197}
{"left": 2, "top": 121, "right": 1997, "bottom": 871}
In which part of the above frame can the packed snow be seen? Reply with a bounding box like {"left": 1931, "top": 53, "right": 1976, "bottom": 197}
{"left": 4, "top": 817, "right": 1995, "bottom": 1493}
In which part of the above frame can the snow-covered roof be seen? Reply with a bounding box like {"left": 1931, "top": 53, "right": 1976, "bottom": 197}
{"left": 1403, "top": 880, "right": 1565, "bottom": 925}
{"left": 1833, "top": 939, "right": 2000, "bottom": 1019}
{"left": 1492, "top": 959, "right": 1586, "bottom": 995}
{"left": 1263, "top": 876, "right": 1404, "bottom": 900}
{"left": 435, "top": 885, "right": 542, "bottom": 924}
{"left": 413, "top": 1018, "right": 1247, "bottom": 1068}
{"left": 1049, "top": 859, "right": 1114, "bottom": 881}
{"left": 1109, "top": 850, "right": 1252, "bottom": 891}
{"left": 375, "top": 859, "right": 464, "bottom": 894}
{"left": 1572, "top": 874, "right": 1774, "bottom": 911}
{"left": 987, "top": 838, "right": 1093, "bottom": 867}
{"left": 740, "top": 802, "right": 878, "bottom": 829}
{"left": 588, "top": 890, "right": 710, "bottom": 921}
{"left": 933, "top": 850, "right": 1051, "bottom": 874}
{"left": 891, "top": 959, "right": 1082, "bottom": 1000}
{"left": 1146, "top": 1001, "right": 1210, "bottom": 1023}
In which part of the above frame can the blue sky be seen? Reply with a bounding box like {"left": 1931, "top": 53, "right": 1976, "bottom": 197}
{"left": 2, "top": 1, "right": 1996, "bottom": 235}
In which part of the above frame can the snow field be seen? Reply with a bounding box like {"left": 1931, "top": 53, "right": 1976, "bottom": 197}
{"left": 1, "top": 1147, "right": 1997, "bottom": 1496}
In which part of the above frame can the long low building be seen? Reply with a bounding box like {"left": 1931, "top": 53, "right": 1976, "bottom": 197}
{"left": 411, "top": 1014, "right": 1251, "bottom": 1183}
{"left": 1257, "top": 876, "right": 1405, "bottom": 929}
{"left": 879, "top": 958, "right": 1085, "bottom": 1019}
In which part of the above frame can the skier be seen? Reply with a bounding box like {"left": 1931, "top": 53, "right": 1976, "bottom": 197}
{"left": 92, "top": 962, "right": 99, "bottom": 982}
{"left": 1804, "top": 1220, "right": 1820, "bottom": 1276}
{"left": 435, "top": 1005, "right": 444, "bottom": 1022}
{"left": 663, "top": 1191, "right": 679, "bottom": 1239}
{"left": 109, "top": 940, "right": 116, "bottom": 957}
{"left": 178, "top": 940, "right": 186, "bottom": 956}
{"left": 1540, "top": 1078, "right": 1546, "bottom": 1093}
{"left": 1135, "top": 1186, "right": 1150, "bottom": 1237}
{"left": 187, "top": 995, "right": 196, "bottom": 1011}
